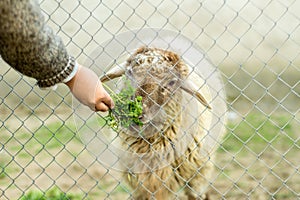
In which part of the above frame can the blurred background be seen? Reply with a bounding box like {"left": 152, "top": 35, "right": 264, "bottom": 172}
{"left": 0, "top": 0, "right": 299, "bottom": 199}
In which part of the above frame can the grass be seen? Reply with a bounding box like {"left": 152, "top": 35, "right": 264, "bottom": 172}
{"left": 219, "top": 112, "right": 296, "bottom": 154}
{"left": 97, "top": 181, "right": 130, "bottom": 196}
{"left": 3, "top": 121, "right": 81, "bottom": 155}
{"left": 20, "top": 187, "right": 83, "bottom": 200}
{"left": 0, "top": 121, "right": 82, "bottom": 186}
{"left": 33, "top": 122, "right": 80, "bottom": 148}
{"left": 214, "top": 111, "right": 299, "bottom": 199}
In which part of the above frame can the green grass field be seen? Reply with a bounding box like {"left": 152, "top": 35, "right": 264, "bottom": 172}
{"left": 221, "top": 112, "right": 296, "bottom": 153}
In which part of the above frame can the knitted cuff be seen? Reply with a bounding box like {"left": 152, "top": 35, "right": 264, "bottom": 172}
{"left": 37, "top": 56, "right": 76, "bottom": 88}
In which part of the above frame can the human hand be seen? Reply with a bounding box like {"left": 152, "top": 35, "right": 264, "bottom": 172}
{"left": 65, "top": 64, "right": 114, "bottom": 112}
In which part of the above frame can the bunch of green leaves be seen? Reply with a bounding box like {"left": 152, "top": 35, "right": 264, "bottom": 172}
{"left": 103, "top": 78, "right": 143, "bottom": 131}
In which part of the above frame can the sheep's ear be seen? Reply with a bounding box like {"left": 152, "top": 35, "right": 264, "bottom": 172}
{"left": 180, "top": 79, "right": 212, "bottom": 109}
{"left": 100, "top": 63, "right": 126, "bottom": 82}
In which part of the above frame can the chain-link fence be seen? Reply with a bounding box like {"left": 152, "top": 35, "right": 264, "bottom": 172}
{"left": 1, "top": 0, "right": 299, "bottom": 199}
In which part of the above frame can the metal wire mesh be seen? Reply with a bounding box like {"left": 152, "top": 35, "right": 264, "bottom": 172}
{"left": 0, "top": 0, "right": 299, "bottom": 199}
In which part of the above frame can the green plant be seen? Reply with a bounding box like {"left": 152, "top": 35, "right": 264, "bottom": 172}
{"left": 103, "top": 78, "right": 143, "bottom": 131}
{"left": 20, "top": 187, "right": 82, "bottom": 200}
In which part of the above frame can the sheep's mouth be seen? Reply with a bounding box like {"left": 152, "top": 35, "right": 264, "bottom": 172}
{"left": 128, "top": 120, "right": 149, "bottom": 132}
{"left": 126, "top": 120, "right": 164, "bottom": 137}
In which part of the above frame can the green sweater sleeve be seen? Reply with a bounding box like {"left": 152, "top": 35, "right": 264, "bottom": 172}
{"left": 0, "top": 0, "right": 75, "bottom": 87}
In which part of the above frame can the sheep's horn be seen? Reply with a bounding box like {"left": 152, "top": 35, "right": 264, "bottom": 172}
{"left": 100, "top": 63, "right": 126, "bottom": 82}
{"left": 181, "top": 79, "right": 212, "bottom": 109}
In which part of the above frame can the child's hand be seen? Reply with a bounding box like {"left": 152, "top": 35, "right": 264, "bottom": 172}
{"left": 65, "top": 64, "right": 114, "bottom": 112}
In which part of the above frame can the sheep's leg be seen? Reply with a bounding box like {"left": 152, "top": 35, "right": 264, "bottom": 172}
{"left": 132, "top": 193, "right": 151, "bottom": 200}
{"left": 183, "top": 166, "right": 212, "bottom": 200}
{"left": 177, "top": 151, "right": 213, "bottom": 200}
{"left": 126, "top": 168, "right": 177, "bottom": 200}
{"left": 187, "top": 193, "right": 210, "bottom": 200}
{"left": 184, "top": 182, "right": 210, "bottom": 200}
{"left": 131, "top": 184, "right": 173, "bottom": 200}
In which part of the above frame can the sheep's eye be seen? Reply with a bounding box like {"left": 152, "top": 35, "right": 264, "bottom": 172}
{"left": 127, "top": 68, "right": 133, "bottom": 76}
{"left": 168, "top": 80, "right": 176, "bottom": 87}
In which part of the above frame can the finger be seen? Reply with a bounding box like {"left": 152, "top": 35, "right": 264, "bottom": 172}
{"left": 101, "top": 91, "right": 115, "bottom": 109}
{"left": 104, "top": 97, "right": 115, "bottom": 109}
{"left": 95, "top": 102, "right": 110, "bottom": 112}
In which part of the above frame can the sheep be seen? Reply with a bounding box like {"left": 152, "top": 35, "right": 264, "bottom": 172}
{"left": 100, "top": 46, "right": 215, "bottom": 200}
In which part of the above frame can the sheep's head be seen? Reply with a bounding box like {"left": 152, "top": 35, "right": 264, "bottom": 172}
{"left": 101, "top": 47, "right": 211, "bottom": 136}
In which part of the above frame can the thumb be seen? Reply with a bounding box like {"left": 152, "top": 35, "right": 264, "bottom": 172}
{"left": 95, "top": 89, "right": 115, "bottom": 112}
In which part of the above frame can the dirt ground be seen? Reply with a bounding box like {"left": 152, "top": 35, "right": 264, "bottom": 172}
{"left": 0, "top": 105, "right": 299, "bottom": 200}
{"left": 1, "top": 137, "right": 299, "bottom": 200}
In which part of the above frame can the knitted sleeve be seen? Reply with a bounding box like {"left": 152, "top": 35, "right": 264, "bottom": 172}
{"left": 0, "top": 0, "right": 75, "bottom": 88}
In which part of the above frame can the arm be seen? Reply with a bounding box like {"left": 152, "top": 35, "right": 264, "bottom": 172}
{"left": 0, "top": 0, "right": 71, "bottom": 87}
{"left": 0, "top": 0, "right": 114, "bottom": 111}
